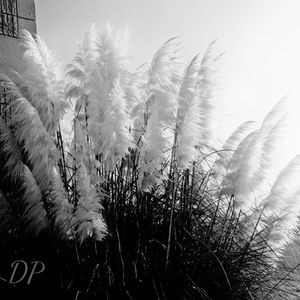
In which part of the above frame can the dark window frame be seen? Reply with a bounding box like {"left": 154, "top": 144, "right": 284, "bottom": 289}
{"left": 0, "top": 0, "right": 18, "bottom": 38}
{"left": 0, "top": 81, "right": 12, "bottom": 124}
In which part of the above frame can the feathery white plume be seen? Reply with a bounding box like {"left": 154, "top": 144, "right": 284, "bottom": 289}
{"left": 123, "top": 70, "right": 147, "bottom": 118}
{"left": 148, "top": 37, "right": 182, "bottom": 88}
{"left": 22, "top": 165, "right": 48, "bottom": 234}
{"left": 211, "top": 121, "right": 257, "bottom": 193}
{"left": 0, "top": 74, "right": 49, "bottom": 235}
{"left": 220, "top": 131, "right": 256, "bottom": 197}
{"left": 22, "top": 30, "right": 68, "bottom": 135}
{"left": 64, "top": 25, "right": 99, "bottom": 148}
{"left": 217, "top": 121, "right": 258, "bottom": 170}
{"left": 87, "top": 25, "right": 130, "bottom": 156}
{"left": 245, "top": 154, "right": 300, "bottom": 245}
{"left": 65, "top": 24, "right": 98, "bottom": 111}
{"left": 267, "top": 192, "right": 300, "bottom": 258}
{"left": 97, "top": 23, "right": 130, "bottom": 76}
{"left": 137, "top": 38, "right": 188, "bottom": 187}
{"left": 175, "top": 55, "right": 201, "bottom": 169}
{"left": 227, "top": 99, "right": 290, "bottom": 210}
{"left": 144, "top": 38, "right": 181, "bottom": 127}
{"left": 138, "top": 86, "right": 177, "bottom": 189}
{"left": 262, "top": 155, "right": 300, "bottom": 216}
{"left": 126, "top": 69, "right": 148, "bottom": 145}
{"left": 248, "top": 116, "right": 289, "bottom": 204}
{"left": 99, "top": 78, "right": 134, "bottom": 169}
{"left": 11, "top": 96, "right": 58, "bottom": 193}
{"left": 176, "top": 55, "right": 200, "bottom": 121}
{"left": 242, "top": 98, "right": 289, "bottom": 183}
{"left": 73, "top": 162, "right": 107, "bottom": 243}
{"left": 261, "top": 97, "right": 290, "bottom": 130}
{"left": 138, "top": 101, "right": 167, "bottom": 189}
{"left": 196, "top": 42, "right": 222, "bottom": 155}
{"left": 50, "top": 166, "right": 74, "bottom": 239}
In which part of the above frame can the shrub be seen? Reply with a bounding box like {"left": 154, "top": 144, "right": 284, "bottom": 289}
{"left": 0, "top": 24, "right": 299, "bottom": 299}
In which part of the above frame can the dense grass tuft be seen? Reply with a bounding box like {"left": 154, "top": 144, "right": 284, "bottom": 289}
{"left": 2, "top": 162, "right": 299, "bottom": 299}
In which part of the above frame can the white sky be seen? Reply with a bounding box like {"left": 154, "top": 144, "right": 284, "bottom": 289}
{"left": 35, "top": 0, "right": 300, "bottom": 151}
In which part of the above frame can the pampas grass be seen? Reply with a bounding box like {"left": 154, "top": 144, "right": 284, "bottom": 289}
{"left": 22, "top": 30, "right": 67, "bottom": 135}
{"left": 99, "top": 78, "right": 134, "bottom": 169}
{"left": 0, "top": 25, "right": 300, "bottom": 299}
{"left": 175, "top": 55, "right": 201, "bottom": 169}
{"left": 0, "top": 30, "right": 107, "bottom": 243}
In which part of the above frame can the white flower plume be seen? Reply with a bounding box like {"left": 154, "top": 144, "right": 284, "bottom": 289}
{"left": 22, "top": 30, "right": 68, "bottom": 135}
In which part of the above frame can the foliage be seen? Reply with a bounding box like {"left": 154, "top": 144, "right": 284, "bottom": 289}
{"left": 0, "top": 25, "right": 300, "bottom": 299}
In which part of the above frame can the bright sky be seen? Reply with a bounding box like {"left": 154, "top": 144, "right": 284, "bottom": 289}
{"left": 35, "top": 0, "right": 300, "bottom": 146}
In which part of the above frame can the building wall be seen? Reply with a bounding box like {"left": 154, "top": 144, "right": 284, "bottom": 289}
{"left": 0, "top": 0, "right": 36, "bottom": 82}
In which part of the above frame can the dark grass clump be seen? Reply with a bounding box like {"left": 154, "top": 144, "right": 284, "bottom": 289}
{"left": 1, "top": 164, "right": 299, "bottom": 300}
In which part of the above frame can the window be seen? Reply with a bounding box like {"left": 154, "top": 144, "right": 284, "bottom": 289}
{"left": 0, "top": 0, "right": 18, "bottom": 37}
{"left": 0, "top": 81, "right": 11, "bottom": 124}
